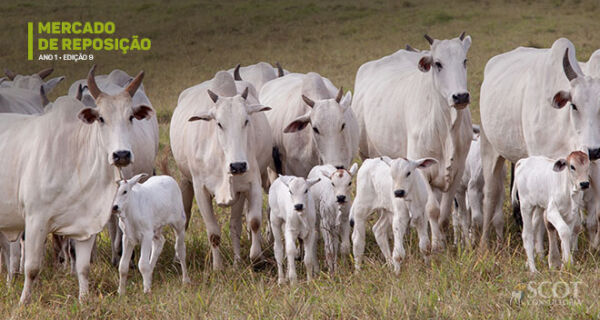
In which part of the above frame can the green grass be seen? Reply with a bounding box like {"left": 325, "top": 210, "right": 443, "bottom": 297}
{"left": 2, "top": 0, "right": 600, "bottom": 318}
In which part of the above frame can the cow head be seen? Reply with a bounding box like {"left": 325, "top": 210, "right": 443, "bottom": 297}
{"left": 284, "top": 87, "right": 353, "bottom": 169}
{"left": 552, "top": 49, "right": 600, "bottom": 161}
{"left": 77, "top": 65, "right": 154, "bottom": 168}
{"left": 384, "top": 157, "right": 437, "bottom": 199}
{"left": 281, "top": 176, "right": 320, "bottom": 213}
{"left": 111, "top": 173, "right": 147, "bottom": 214}
{"left": 553, "top": 151, "right": 591, "bottom": 192}
{"left": 4, "top": 67, "right": 65, "bottom": 94}
{"left": 418, "top": 32, "right": 471, "bottom": 109}
{"left": 188, "top": 87, "right": 270, "bottom": 175}
{"left": 320, "top": 163, "right": 358, "bottom": 205}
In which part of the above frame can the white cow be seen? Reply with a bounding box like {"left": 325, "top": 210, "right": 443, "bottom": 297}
{"left": 511, "top": 151, "right": 589, "bottom": 272}
{"left": 170, "top": 71, "right": 272, "bottom": 270}
{"left": 268, "top": 175, "right": 320, "bottom": 284}
{"left": 260, "top": 72, "right": 359, "bottom": 177}
{"left": 1, "top": 68, "right": 65, "bottom": 94}
{"left": 228, "top": 62, "right": 287, "bottom": 92}
{"left": 0, "top": 66, "right": 154, "bottom": 303}
{"left": 111, "top": 174, "right": 190, "bottom": 295}
{"left": 350, "top": 157, "right": 438, "bottom": 273}
{"left": 69, "top": 69, "right": 160, "bottom": 266}
{"left": 307, "top": 163, "right": 358, "bottom": 273}
{"left": 453, "top": 126, "right": 484, "bottom": 246}
{"left": 479, "top": 38, "right": 600, "bottom": 248}
{"left": 352, "top": 33, "right": 473, "bottom": 244}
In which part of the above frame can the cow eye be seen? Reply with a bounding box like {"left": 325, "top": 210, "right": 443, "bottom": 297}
{"left": 435, "top": 62, "right": 443, "bottom": 70}
{"left": 129, "top": 115, "right": 134, "bottom": 123}
{"left": 348, "top": 181, "right": 352, "bottom": 186}
{"left": 123, "top": 190, "right": 127, "bottom": 195}
{"left": 217, "top": 122, "right": 223, "bottom": 129}
{"left": 570, "top": 165, "right": 575, "bottom": 170}
{"left": 406, "top": 172, "right": 411, "bottom": 177}
{"left": 313, "top": 127, "right": 320, "bottom": 134}
{"left": 463, "top": 59, "right": 468, "bottom": 68}
{"left": 99, "top": 117, "right": 105, "bottom": 124}
{"left": 341, "top": 123, "right": 346, "bottom": 131}
{"left": 244, "top": 119, "right": 249, "bottom": 127}
{"left": 571, "top": 104, "right": 578, "bottom": 111}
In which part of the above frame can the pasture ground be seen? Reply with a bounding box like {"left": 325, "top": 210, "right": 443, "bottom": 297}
{"left": 1, "top": 0, "right": 600, "bottom": 318}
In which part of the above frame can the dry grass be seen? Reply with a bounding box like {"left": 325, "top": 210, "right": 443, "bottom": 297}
{"left": 1, "top": 0, "right": 600, "bottom": 318}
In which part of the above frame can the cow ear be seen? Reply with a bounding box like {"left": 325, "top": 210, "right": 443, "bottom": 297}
{"left": 552, "top": 91, "right": 571, "bottom": 109}
{"left": 380, "top": 156, "right": 392, "bottom": 166}
{"left": 188, "top": 109, "right": 214, "bottom": 122}
{"left": 279, "top": 175, "right": 290, "bottom": 188}
{"left": 307, "top": 178, "right": 321, "bottom": 188}
{"left": 349, "top": 163, "right": 359, "bottom": 176}
{"left": 132, "top": 105, "right": 154, "bottom": 120}
{"left": 78, "top": 107, "right": 100, "bottom": 124}
{"left": 339, "top": 91, "right": 352, "bottom": 109}
{"left": 42, "top": 76, "right": 65, "bottom": 94}
{"left": 129, "top": 173, "right": 148, "bottom": 185}
{"left": 462, "top": 35, "right": 472, "bottom": 51}
{"left": 247, "top": 104, "right": 271, "bottom": 114}
{"left": 284, "top": 113, "right": 311, "bottom": 133}
{"left": 553, "top": 159, "right": 567, "bottom": 172}
{"left": 416, "top": 158, "right": 438, "bottom": 169}
{"left": 418, "top": 56, "right": 433, "bottom": 72}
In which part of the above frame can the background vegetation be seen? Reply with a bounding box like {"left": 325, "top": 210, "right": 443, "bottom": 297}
{"left": 1, "top": 0, "right": 600, "bottom": 318}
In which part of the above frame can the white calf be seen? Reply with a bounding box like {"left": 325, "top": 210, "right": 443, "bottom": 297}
{"left": 307, "top": 163, "right": 358, "bottom": 273}
{"left": 268, "top": 175, "right": 320, "bottom": 284}
{"left": 512, "top": 151, "right": 590, "bottom": 273}
{"left": 111, "top": 174, "right": 190, "bottom": 294}
{"left": 350, "top": 157, "right": 439, "bottom": 274}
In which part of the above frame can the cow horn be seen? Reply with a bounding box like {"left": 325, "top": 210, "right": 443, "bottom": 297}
{"left": 76, "top": 83, "right": 83, "bottom": 101}
{"left": 207, "top": 89, "right": 219, "bottom": 103}
{"left": 233, "top": 64, "right": 242, "bottom": 81}
{"left": 335, "top": 87, "right": 343, "bottom": 103}
{"left": 459, "top": 31, "right": 466, "bottom": 41}
{"left": 406, "top": 44, "right": 418, "bottom": 52}
{"left": 276, "top": 62, "right": 284, "bottom": 77}
{"left": 302, "top": 95, "right": 315, "bottom": 108}
{"left": 241, "top": 86, "right": 249, "bottom": 100}
{"left": 4, "top": 69, "right": 16, "bottom": 80}
{"left": 87, "top": 65, "right": 102, "bottom": 99}
{"left": 563, "top": 48, "right": 578, "bottom": 82}
{"left": 40, "top": 86, "right": 49, "bottom": 107}
{"left": 424, "top": 34, "right": 434, "bottom": 45}
{"left": 124, "top": 70, "right": 144, "bottom": 97}
{"left": 38, "top": 67, "right": 54, "bottom": 79}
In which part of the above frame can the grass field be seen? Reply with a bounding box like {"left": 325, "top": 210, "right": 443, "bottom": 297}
{"left": 2, "top": 0, "right": 600, "bottom": 318}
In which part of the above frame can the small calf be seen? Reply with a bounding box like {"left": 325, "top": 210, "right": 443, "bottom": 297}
{"left": 307, "top": 163, "right": 358, "bottom": 273}
{"left": 512, "top": 152, "right": 590, "bottom": 273}
{"left": 268, "top": 175, "right": 320, "bottom": 284}
{"left": 350, "top": 157, "right": 439, "bottom": 274}
{"left": 112, "top": 174, "right": 190, "bottom": 295}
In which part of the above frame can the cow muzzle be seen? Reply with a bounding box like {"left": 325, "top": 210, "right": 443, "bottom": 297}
{"left": 294, "top": 203, "right": 304, "bottom": 211}
{"left": 112, "top": 205, "right": 120, "bottom": 214}
{"left": 112, "top": 150, "right": 132, "bottom": 167}
{"left": 394, "top": 189, "right": 406, "bottom": 198}
{"left": 580, "top": 181, "right": 590, "bottom": 190}
{"left": 229, "top": 162, "right": 248, "bottom": 175}
{"left": 336, "top": 195, "right": 347, "bottom": 204}
{"left": 588, "top": 148, "right": 600, "bottom": 161}
{"left": 451, "top": 92, "right": 470, "bottom": 109}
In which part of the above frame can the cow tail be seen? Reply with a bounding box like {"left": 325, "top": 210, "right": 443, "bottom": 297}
{"left": 272, "top": 146, "right": 283, "bottom": 174}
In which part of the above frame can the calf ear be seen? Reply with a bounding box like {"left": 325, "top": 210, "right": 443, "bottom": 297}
{"left": 320, "top": 169, "right": 332, "bottom": 179}
{"left": 307, "top": 178, "right": 321, "bottom": 188}
{"left": 462, "top": 35, "right": 472, "bottom": 51}
{"left": 78, "top": 107, "right": 100, "bottom": 124}
{"left": 247, "top": 104, "right": 271, "bottom": 114}
{"left": 339, "top": 91, "right": 352, "bottom": 109}
{"left": 552, "top": 91, "right": 571, "bottom": 109}
{"left": 418, "top": 56, "right": 433, "bottom": 72}
{"left": 416, "top": 157, "right": 438, "bottom": 169}
{"left": 349, "top": 163, "right": 359, "bottom": 176}
{"left": 188, "top": 109, "right": 215, "bottom": 122}
{"left": 132, "top": 105, "right": 155, "bottom": 120}
{"left": 284, "top": 113, "right": 311, "bottom": 133}
{"left": 129, "top": 173, "right": 149, "bottom": 185}
{"left": 42, "top": 76, "right": 65, "bottom": 94}
{"left": 380, "top": 156, "right": 392, "bottom": 166}
{"left": 553, "top": 159, "right": 567, "bottom": 172}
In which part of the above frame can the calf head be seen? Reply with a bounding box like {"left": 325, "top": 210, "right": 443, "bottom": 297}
{"left": 188, "top": 86, "right": 270, "bottom": 175}
{"left": 321, "top": 163, "right": 358, "bottom": 205}
{"left": 384, "top": 157, "right": 438, "bottom": 199}
{"left": 111, "top": 173, "right": 148, "bottom": 214}
{"left": 284, "top": 88, "right": 353, "bottom": 169}
{"left": 551, "top": 49, "right": 600, "bottom": 161}
{"left": 553, "top": 151, "right": 591, "bottom": 192}
{"left": 418, "top": 32, "right": 471, "bottom": 109}
{"left": 77, "top": 65, "right": 154, "bottom": 168}
{"left": 281, "top": 176, "right": 320, "bottom": 214}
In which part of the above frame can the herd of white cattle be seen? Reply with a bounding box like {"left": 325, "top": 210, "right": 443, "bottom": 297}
{"left": 1, "top": 33, "right": 600, "bottom": 304}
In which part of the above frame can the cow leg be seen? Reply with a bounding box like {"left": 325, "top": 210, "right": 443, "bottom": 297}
{"left": 230, "top": 196, "right": 244, "bottom": 266}
{"left": 0, "top": 233, "right": 9, "bottom": 279}
{"left": 455, "top": 189, "right": 470, "bottom": 247}
{"left": 19, "top": 219, "right": 48, "bottom": 305}
{"left": 72, "top": 235, "right": 95, "bottom": 302}
{"left": 246, "top": 182, "right": 264, "bottom": 262}
{"left": 427, "top": 194, "right": 444, "bottom": 252}
{"left": 194, "top": 184, "right": 223, "bottom": 271}
{"left": 480, "top": 129, "right": 506, "bottom": 250}
{"left": 107, "top": 215, "right": 122, "bottom": 267}
{"left": 439, "top": 179, "right": 460, "bottom": 236}
{"left": 391, "top": 205, "right": 410, "bottom": 274}
{"left": 520, "top": 204, "right": 537, "bottom": 273}
{"left": 180, "top": 178, "right": 195, "bottom": 229}
{"left": 372, "top": 210, "right": 392, "bottom": 265}
{"left": 339, "top": 203, "right": 351, "bottom": 256}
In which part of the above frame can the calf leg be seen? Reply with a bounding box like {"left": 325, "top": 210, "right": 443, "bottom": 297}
{"left": 391, "top": 205, "right": 410, "bottom": 274}
{"left": 194, "top": 183, "right": 223, "bottom": 271}
{"left": 107, "top": 215, "right": 122, "bottom": 267}
{"left": 118, "top": 237, "right": 135, "bottom": 295}
{"left": 520, "top": 205, "right": 537, "bottom": 273}
{"left": 546, "top": 207, "right": 572, "bottom": 267}
{"left": 73, "top": 235, "right": 95, "bottom": 302}
{"left": 372, "top": 210, "right": 392, "bottom": 264}
{"left": 468, "top": 182, "right": 484, "bottom": 243}
{"left": 350, "top": 201, "right": 369, "bottom": 271}
{"left": 139, "top": 236, "right": 154, "bottom": 293}
{"left": 413, "top": 208, "right": 431, "bottom": 262}
{"left": 339, "top": 204, "right": 352, "bottom": 256}
{"left": 19, "top": 219, "right": 48, "bottom": 305}
{"left": 150, "top": 233, "right": 165, "bottom": 270}
{"left": 545, "top": 217, "right": 561, "bottom": 270}
{"left": 532, "top": 208, "right": 545, "bottom": 257}
{"left": 427, "top": 196, "right": 444, "bottom": 252}
{"left": 285, "top": 229, "right": 298, "bottom": 284}
{"left": 247, "top": 182, "right": 264, "bottom": 261}
{"left": 304, "top": 230, "right": 318, "bottom": 281}
{"left": 271, "top": 217, "right": 285, "bottom": 284}
{"left": 174, "top": 223, "right": 191, "bottom": 284}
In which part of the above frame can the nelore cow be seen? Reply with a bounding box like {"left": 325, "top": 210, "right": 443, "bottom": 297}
{"left": 0, "top": 66, "right": 154, "bottom": 304}
{"left": 170, "top": 71, "right": 272, "bottom": 270}
{"left": 479, "top": 38, "right": 600, "bottom": 248}
{"left": 260, "top": 72, "right": 359, "bottom": 177}
{"left": 352, "top": 32, "right": 474, "bottom": 245}
{"left": 1, "top": 67, "right": 64, "bottom": 94}
{"left": 68, "top": 69, "right": 159, "bottom": 266}
{"left": 0, "top": 68, "right": 64, "bottom": 114}
{"left": 227, "top": 62, "right": 287, "bottom": 93}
